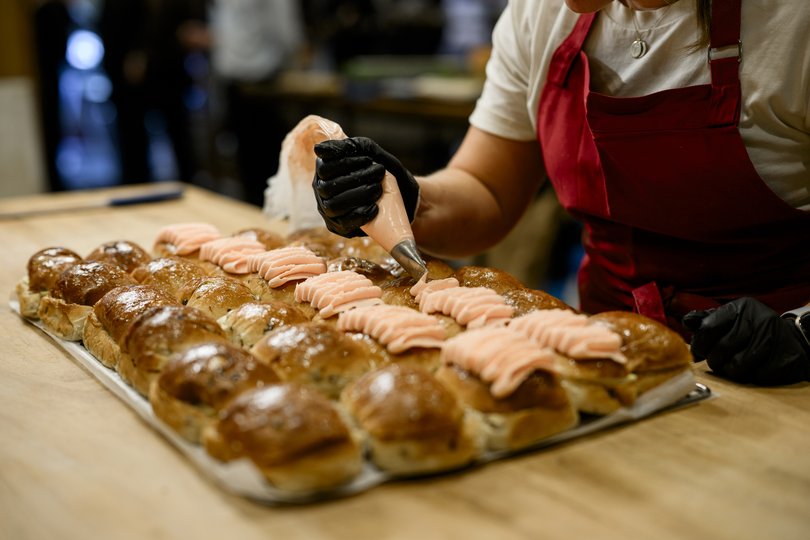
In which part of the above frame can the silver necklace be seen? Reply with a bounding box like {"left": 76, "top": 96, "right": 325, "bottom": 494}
{"left": 630, "top": 3, "right": 674, "bottom": 59}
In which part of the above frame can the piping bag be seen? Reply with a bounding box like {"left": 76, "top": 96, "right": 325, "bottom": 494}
{"left": 315, "top": 118, "right": 428, "bottom": 280}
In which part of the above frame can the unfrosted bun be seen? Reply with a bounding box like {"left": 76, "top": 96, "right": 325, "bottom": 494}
{"left": 203, "top": 383, "right": 363, "bottom": 493}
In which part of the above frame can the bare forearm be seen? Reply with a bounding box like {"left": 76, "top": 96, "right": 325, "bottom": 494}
{"left": 412, "top": 168, "right": 511, "bottom": 257}
{"left": 411, "top": 127, "right": 546, "bottom": 258}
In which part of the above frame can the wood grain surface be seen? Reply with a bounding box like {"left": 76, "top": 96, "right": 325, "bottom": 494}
{"left": 1, "top": 184, "right": 808, "bottom": 540}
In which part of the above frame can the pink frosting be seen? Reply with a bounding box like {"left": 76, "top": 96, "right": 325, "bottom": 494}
{"left": 337, "top": 304, "right": 445, "bottom": 354}
{"left": 295, "top": 270, "right": 383, "bottom": 318}
{"left": 412, "top": 275, "right": 513, "bottom": 328}
{"left": 248, "top": 246, "right": 326, "bottom": 287}
{"left": 508, "top": 309, "right": 626, "bottom": 363}
{"left": 155, "top": 223, "right": 222, "bottom": 255}
{"left": 441, "top": 327, "right": 559, "bottom": 398}
{"left": 198, "top": 236, "right": 266, "bottom": 274}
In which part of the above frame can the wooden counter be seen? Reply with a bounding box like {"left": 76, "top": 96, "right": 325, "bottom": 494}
{"left": 1, "top": 184, "right": 808, "bottom": 540}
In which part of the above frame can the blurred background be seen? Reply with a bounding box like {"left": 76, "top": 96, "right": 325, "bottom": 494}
{"left": 0, "top": 0, "right": 580, "bottom": 302}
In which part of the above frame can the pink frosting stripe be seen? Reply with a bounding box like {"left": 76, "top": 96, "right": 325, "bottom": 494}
{"left": 248, "top": 246, "right": 326, "bottom": 287}
{"left": 508, "top": 309, "right": 626, "bottom": 363}
{"left": 441, "top": 327, "right": 558, "bottom": 398}
{"left": 295, "top": 270, "right": 383, "bottom": 318}
{"left": 198, "top": 236, "right": 266, "bottom": 274}
{"left": 409, "top": 275, "right": 459, "bottom": 303}
{"left": 337, "top": 304, "right": 445, "bottom": 354}
{"left": 155, "top": 223, "right": 222, "bottom": 255}
{"left": 418, "top": 286, "right": 513, "bottom": 328}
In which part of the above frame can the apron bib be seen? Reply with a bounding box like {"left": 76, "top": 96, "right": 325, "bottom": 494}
{"left": 536, "top": 0, "right": 810, "bottom": 334}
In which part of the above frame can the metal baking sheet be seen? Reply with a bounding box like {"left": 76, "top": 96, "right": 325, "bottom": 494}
{"left": 10, "top": 296, "right": 711, "bottom": 504}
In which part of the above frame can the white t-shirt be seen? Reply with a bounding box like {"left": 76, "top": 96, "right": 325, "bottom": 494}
{"left": 469, "top": 0, "right": 810, "bottom": 210}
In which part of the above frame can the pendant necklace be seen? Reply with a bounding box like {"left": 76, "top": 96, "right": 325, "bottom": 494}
{"left": 630, "top": 3, "right": 673, "bottom": 59}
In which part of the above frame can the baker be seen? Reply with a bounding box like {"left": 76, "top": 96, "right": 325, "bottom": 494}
{"left": 310, "top": 0, "right": 810, "bottom": 385}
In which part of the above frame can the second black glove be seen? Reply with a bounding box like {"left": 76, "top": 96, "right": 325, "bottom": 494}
{"left": 312, "top": 137, "right": 420, "bottom": 238}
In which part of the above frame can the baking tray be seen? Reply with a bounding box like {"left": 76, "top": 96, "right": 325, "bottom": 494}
{"left": 10, "top": 297, "right": 711, "bottom": 504}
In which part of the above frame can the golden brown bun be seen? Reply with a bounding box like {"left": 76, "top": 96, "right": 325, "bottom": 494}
{"left": 83, "top": 284, "right": 178, "bottom": 368}
{"left": 37, "top": 297, "right": 92, "bottom": 341}
{"left": 250, "top": 322, "right": 387, "bottom": 399}
{"left": 341, "top": 364, "right": 478, "bottom": 474}
{"left": 257, "top": 281, "right": 317, "bottom": 318}
{"left": 82, "top": 311, "right": 119, "bottom": 368}
{"left": 550, "top": 356, "right": 636, "bottom": 415}
{"left": 434, "top": 364, "right": 578, "bottom": 451}
{"left": 38, "top": 261, "right": 137, "bottom": 340}
{"left": 85, "top": 240, "right": 151, "bottom": 273}
{"left": 150, "top": 341, "right": 280, "bottom": 443}
{"left": 234, "top": 228, "right": 286, "bottom": 250}
{"left": 19, "top": 247, "right": 84, "bottom": 318}
{"left": 15, "top": 277, "right": 44, "bottom": 319}
{"left": 118, "top": 305, "right": 227, "bottom": 395}
{"left": 51, "top": 261, "right": 136, "bottom": 306}
{"left": 232, "top": 273, "right": 273, "bottom": 301}
{"left": 286, "top": 227, "right": 346, "bottom": 259}
{"left": 502, "top": 287, "right": 571, "bottom": 317}
{"left": 203, "top": 383, "right": 362, "bottom": 492}
{"left": 27, "top": 247, "right": 83, "bottom": 292}
{"left": 131, "top": 256, "right": 209, "bottom": 301}
{"left": 387, "top": 347, "right": 442, "bottom": 373}
{"left": 453, "top": 265, "right": 525, "bottom": 294}
{"left": 218, "top": 301, "right": 309, "bottom": 349}
{"left": 588, "top": 311, "right": 693, "bottom": 372}
{"left": 179, "top": 276, "right": 255, "bottom": 320}
{"left": 327, "top": 256, "right": 398, "bottom": 285}
{"left": 338, "top": 237, "right": 400, "bottom": 270}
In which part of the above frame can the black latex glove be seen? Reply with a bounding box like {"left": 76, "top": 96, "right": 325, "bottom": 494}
{"left": 312, "top": 137, "right": 420, "bottom": 238}
{"left": 682, "top": 297, "right": 810, "bottom": 385}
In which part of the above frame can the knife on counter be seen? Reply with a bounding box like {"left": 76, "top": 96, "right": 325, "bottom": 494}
{"left": 0, "top": 186, "right": 185, "bottom": 220}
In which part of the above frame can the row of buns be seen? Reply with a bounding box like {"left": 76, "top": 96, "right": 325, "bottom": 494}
{"left": 15, "top": 224, "right": 693, "bottom": 493}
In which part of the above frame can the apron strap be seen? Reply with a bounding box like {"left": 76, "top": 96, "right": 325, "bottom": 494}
{"left": 546, "top": 12, "right": 597, "bottom": 87}
{"left": 708, "top": 0, "right": 743, "bottom": 126}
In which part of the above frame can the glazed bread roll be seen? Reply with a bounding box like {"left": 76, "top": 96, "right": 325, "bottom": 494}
{"left": 178, "top": 276, "right": 256, "bottom": 320}
{"left": 285, "top": 227, "right": 347, "bottom": 259}
{"left": 118, "top": 305, "right": 227, "bottom": 395}
{"left": 82, "top": 284, "right": 177, "bottom": 368}
{"left": 131, "top": 256, "right": 209, "bottom": 301}
{"left": 453, "top": 265, "right": 525, "bottom": 295}
{"left": 235, "top": 227, "right": 286, "bottom": 250}
{"left": 588, "top": 311, "right": 693, "bottom": 394}
{"left": 217, "top": 301, "right": 309, "bottom": 349}
{"left": 150, "top": 341, "right": 281, "bottom": 443}
{"left": 341, "top": 364, "right": 479, "bottom": 475}
{"left": 38, "top": 261, "right": 137, "bottom": 340}
{"left": 250, "top": 322, "right": 387, "bottom": 399}
{"left": 203, "top": 383, "right": 363, "bottom": 493}
{"left": 508, "top": 309, "right": 636, "bottom": 415}
{"left": 85, "top": 240, "right": 151, "bottom": 273}
{"left": 16, "top": 247, "right": 82, "bottom": 319}
{"left": 327, "top": 256, "right": 399, "bottom": 286}
{"left": 502, "top": 287, "right": 571, "bottom": 317}
{"left": 436, "top": 327, "right": 578, "bottom": 451}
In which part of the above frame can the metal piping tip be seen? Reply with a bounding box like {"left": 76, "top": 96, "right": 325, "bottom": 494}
{"left": 390, "top": 238, "right": 428, "bottom": 280}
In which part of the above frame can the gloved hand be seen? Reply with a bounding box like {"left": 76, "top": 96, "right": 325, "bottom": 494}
{"left": 312, "top": 137, "right": 420, "bottom": 238}
{"left": 682, "top": 297, "right": 810, "bottom": 385}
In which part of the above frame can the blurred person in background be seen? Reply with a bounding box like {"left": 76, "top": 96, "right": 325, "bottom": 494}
{"left": 210, "top": 0, "right": 304, "bottom": 205}
{"left": 32, "top": 0, "right": 73, "bottom": 192}
{"left": 98, "top": 0, "right": 206, "bottom": 184}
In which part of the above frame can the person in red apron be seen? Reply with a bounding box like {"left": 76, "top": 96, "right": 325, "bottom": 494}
{"left": 311, "top": 0, "right": 810, "bottom": 385}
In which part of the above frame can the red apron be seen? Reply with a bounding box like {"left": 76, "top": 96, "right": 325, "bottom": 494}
{"left": 536, "top": 0, "right": 810, "bottom": 335}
